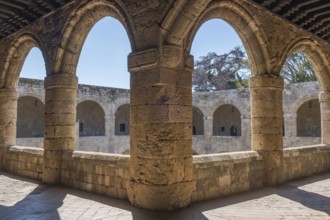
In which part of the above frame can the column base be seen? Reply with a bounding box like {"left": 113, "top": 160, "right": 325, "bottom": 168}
{"left": 127, "top": 180, "right": 195, "bottom": 211}
{"left": 0, "top": 146, "right": 4, "bottom": 170}
{"left": 258, "top": 150, "right": 284, "bottom": 186}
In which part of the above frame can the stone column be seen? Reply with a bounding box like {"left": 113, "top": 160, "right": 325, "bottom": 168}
{"left": 249, "top": 76, "right": 284, "bottom": 186}
{"left": 0, "top": 89, "right": 18, "bottom": 169}
{"left": 104, "top": 113, "right": 112, "bottom": 153}
{"left": 241, "top": 115, "right": 251, "bottom": 150}
{"left": 127, "top": 46, "right": 194, "bottom": 210}
{"left": 204, "top": 116, "right": 213, "bottom": 139}
{"left": 43, "top": 74, "right": 78, "bottom": 184}
{"left": 283, "top": 113, "right": 297, "bottom": 147}
{"left": 319, "top": 92, "right": 330, "bottom": 145}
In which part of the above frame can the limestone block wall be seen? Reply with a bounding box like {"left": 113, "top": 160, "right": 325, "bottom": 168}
{"left": 61, "top": 151, "right": 129, "bottom": 200}
{"left": 2, "top": 146, "right": 43, "bottom": 180}
{"left": 282, "top": 145, "right": 330, "bottom": 182}
{"left": 1, "top": 144, "right": 329, "bottom": 205}
{"left": 192, "top": 151, "right": 264, "bottom": 203}
{"left": 77, "top": 136, "right": 109, "bottom": 152}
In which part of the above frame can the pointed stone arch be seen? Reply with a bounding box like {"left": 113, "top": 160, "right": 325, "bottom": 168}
{"left": 1, "top": 34, "right": 47, "bottom": 89}
{"left": 166, "top": 0, "right": 270, "bottom": 77}
{"left": 54, "top": 0, "right": 135, "bottom": 75}
{"left": 279, "top": 38, "right": 330, "bottom": 92}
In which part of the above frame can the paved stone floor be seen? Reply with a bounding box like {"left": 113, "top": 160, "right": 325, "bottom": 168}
{"left": 0, "top": 171, "right": 330, "bottom": 220}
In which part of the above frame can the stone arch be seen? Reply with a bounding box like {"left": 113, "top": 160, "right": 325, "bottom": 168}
{"left": 77, "top": 100, "right": 105, "bottom": 136}
{"left": 290, "top": 94, "right": 319, "bottom": 114}
{"left": 19, "top": 93, "right": 45, "bottom": 105}
{"left": 279, "top": 38, "right": 330, "bottom": 92}
{"left": 211, "top": 101, "right": 245, "bottom": 118}
{"left": 55, "top": 0, "right": 135, "bottom": 75}
{"left": 115, "top": 104, "right": 130, "bottom": 136}
{"left": 17, "top": 96, "right": 45, "bottom": 138}
{"left": 1, "top": 34, "right": 47, "bottom": 89}
{"left": 167, "top": 0, "right": 270, "bottom": 76}
{"left": 192, "top": 106, "right": 204, "bottom": 135}
{"left": 296, "top": 99, "right": 321, "bottom": 137}
{"left": 213, "top": 104, "right": 242, "bottom": 136}
{"left": 77, "top": 97, "right": 108, "bottom": 117}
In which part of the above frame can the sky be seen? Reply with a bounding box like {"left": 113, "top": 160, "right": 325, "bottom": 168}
{"left": 20, "top": 18, "right": 244, "bottom": 89}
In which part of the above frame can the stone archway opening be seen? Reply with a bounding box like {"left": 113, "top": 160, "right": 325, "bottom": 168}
{"left": 14, "top": 45, "right": 46, "bottom": 148}
{"left": 192, "top": 107, "right": 204, "bottom": 135}
{"left": 213, "top": 104, "right": 241, "bottom": 137}
{"left": 77, "top": 101, "right": 105, "bottom": 137}
{"left": 76, "top": 16, "right": 131, "bottom": 89}
{"left": 297, "top": 99, "right": 321, "bottom": 137}
{"left": 16, "top": 96, "right": 44, "bottom": 148}
{"left": 280, "top": 50, "right": 321, "bottom": 146}
{"left": 115, "top": 104, "right": 130, "bottom": 136}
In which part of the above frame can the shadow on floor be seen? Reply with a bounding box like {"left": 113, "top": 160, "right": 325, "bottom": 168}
{"left": 0, "top": 173, "right": 65, "bottom": 220}
{"left": 0, "top": 171, "right": 329, "bottom": 220}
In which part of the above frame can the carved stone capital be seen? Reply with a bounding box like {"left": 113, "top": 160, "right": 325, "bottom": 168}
{"left": 0, "top": 89, "right": 18, "bottom": 99}
{"left": 44, "top": 74, "right": 78, "bottom": 90}
{"left": 128, "top": 45, "right": 191, "bottom": 72}
{"left": 249, "top": 76, "right": 284, "bottom": 89}
{"left": 319, "top": 92, "right": 330, "bottom": 103}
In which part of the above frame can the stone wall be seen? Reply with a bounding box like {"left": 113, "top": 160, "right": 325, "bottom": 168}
{"left": 2, "top": 146, "right": 43, "bottom": 180}
{"left": 1, "top": 144, "right": 330, "bottom": 205}
{"left": 192, "top": 151, "right": 264, "bottom": 203}
{"left": 282, "top": 145, "right": 330, "bottom": 182}
{"left": 61, "top": 151, "right": 129, "bottom": 200}
{"left": 16, "top": 78, "right": 322, "bottom": 154}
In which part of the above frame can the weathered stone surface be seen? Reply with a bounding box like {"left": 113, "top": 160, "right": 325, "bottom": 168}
{"left": 0, "top": 0, "right": 330, "bottom": 211}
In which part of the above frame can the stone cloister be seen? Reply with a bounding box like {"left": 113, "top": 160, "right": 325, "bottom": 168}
{"left": 0, "top": 0, "right": 330, "bottom": 211}
{"left": 16, "top": 78, "right": 322, "bottom": 154}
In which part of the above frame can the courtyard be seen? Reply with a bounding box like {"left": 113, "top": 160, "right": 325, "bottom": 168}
{"left": 1, "top": 171, "right": 329, "bottom": 220}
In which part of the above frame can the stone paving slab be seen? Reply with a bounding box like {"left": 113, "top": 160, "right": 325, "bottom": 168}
{"left": 0, "top": 171, "right": 330, "bottom": 220}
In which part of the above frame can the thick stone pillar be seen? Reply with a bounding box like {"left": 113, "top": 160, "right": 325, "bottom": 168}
{"left": 249, "top": 76, "right": 284, "bottom": 186}
{"left": 0, "top": 89, "right": 18, "bottom": 169}
{"left": 43, "top": 74, "right": 78, "bottom": 184}
{"left": 127, "top": 46, "right": 194, "bottom": 210}
{"left": 319, "top": 92, "right": 330, "bottom": 145}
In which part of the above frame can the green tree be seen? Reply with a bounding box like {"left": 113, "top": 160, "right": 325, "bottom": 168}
{"left": 192, "top": 47, "right": 249, "bottom": 92}
{"left": 280, "top": 52, "right": 316, "bottom": 84}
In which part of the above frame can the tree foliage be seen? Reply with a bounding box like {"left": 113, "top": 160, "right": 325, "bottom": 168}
{"left": 280, "top": 52, "right": 316, "bottom": 84}
{"left": 192, "top": 48, "right": 317, "bottom": 92}
{"left": 192, "top": 47, "right": 249, "bottom": 92}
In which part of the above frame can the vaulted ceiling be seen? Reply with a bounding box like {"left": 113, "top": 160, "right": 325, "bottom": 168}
{"left": 0, "top": 0, "right": 329, "bottom": 42}
{"left": 251, "top": 0, "right": 330, "bottom": 42}
{"left": 0, "top": 0, "right": 72, "bottom": 39}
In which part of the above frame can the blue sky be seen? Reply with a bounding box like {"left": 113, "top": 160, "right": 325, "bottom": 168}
{"left": 20, "top": 18, "right": 244, "bottom": 89}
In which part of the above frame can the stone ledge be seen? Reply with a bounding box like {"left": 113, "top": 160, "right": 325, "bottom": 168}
{"left": 284, "top": 144, "right": 330, "bottom": 157}
{"left": 8, "top": 145, "right": 44, "bottom": 155}
{"left": 64, "top": 151, "right": 129, "bottom": 163}
{"left": 193, "top": 151, "right": 262, "bottom": 164}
